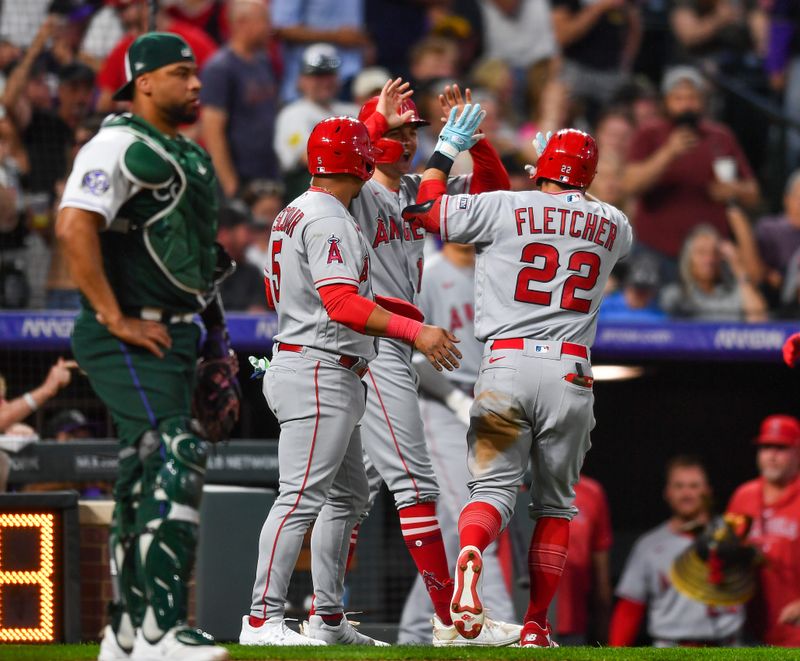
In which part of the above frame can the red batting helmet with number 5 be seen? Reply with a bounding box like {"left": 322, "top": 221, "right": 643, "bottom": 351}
{"left": 307, "top": 116, "right": 379, "bottom": 182}
{"left": 534, "top": 129, "right": 599, "bottom": 190}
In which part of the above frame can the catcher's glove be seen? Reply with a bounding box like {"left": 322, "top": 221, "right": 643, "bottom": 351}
{"left": 192, "top": 329, "right": 241, "bottom": 443}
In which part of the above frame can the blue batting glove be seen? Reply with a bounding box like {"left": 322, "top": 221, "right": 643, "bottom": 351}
{"left": 435, "top": 104, "right": 486, "bottom": 161}
{"left": 533, "top": 131, "right": 553, "bottom": 157}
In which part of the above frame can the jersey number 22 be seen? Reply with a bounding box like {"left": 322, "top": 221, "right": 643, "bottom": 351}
{"left": 514, "top": 242, "right": 600, "bottom": 313}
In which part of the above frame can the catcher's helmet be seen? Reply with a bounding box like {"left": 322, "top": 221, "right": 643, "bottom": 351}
{"left": 358, "top": 96, "right": 429, "bottom": 163}
{"left": 307, "top": 116, "right": 378, "bottom": 182}
{"left": 535, "top": 129, "right": 598, "bottom": 190}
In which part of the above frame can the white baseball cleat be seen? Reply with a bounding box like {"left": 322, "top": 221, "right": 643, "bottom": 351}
{"left": 238, "top": 616, "right": 327, "bottom": 646}
{"left": 301, "top": 615, "right": 390, "bottom": 646}
{"left": 98, "top": 625, "right": 133, "bottom": 660}
{"left": 432, "top": 614, "right": 521, "bottom": 647}
{"left": 520, "top": 620, "right": 559, "bottom": 648}
{"left": 450, "top": 545, "right": 485, "bottom": 639}
{"left": 130, "top": 626, "right": 228, "bottom": 660}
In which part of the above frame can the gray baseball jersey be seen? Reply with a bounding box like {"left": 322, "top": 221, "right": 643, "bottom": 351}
{"left": 268, "top": 187, "right": 377, "bottom": 361}
{"left": 350, "top": 174, "right": 470, "bottom": 302}
{"left": 616, "top": 521, "right": 744, "bottom": 642}
{"left": 310, "top": 174, "right": 472, "bottom": 617}
{"left": 417, "top": 252, "right": 482, "bottom": 388}
{"left": 249, "top": 185, "right": 376, "bottom": 622}
{"left": 435, "top": 189, "right": 633, "bottom": 344}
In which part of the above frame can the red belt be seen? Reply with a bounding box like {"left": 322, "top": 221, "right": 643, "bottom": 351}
{"left": 278, "top": 343, "right": 362, "bottom": 370}
{"left": 490, "top": 338, "right": 588, "bottom": 360}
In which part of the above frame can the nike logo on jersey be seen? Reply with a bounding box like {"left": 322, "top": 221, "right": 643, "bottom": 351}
{"left": 197, "top": 163, "right": 207, "bottom": 175}
{"left": 442, "top": 282, "right": 455, "bottom": 289}
{"left": 488, "top": 356, "right": 506, "bottom": 364}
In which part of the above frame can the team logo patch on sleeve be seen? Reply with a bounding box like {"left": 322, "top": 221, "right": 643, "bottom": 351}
{"left": 457, "top": 195, "right": 472, "bottom": 210}
{"left": 81, "top": 170, "right": 111, "bottom": 195}
{"left": 326, "top": 234, "right": 344, "bottom": 264}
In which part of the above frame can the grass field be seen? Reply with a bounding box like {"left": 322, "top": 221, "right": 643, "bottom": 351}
{"left": 0, "top": 645, "right": 797, "bottom": 661}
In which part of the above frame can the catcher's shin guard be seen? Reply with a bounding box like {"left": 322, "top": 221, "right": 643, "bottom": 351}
{"left": 106, "top": 440, "right": 149, "bottom": 639}
{"left": 136, "top": 417, "right": 208, "bottom": 638}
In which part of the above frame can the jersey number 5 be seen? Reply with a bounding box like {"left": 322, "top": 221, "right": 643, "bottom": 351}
{"left": 270, "top": 239, "right": 282, "bottom": 303}
{"left": 514, "top": 242, "right": 600, "bottom": 313}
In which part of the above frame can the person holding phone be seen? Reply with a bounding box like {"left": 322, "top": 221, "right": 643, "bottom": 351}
{"left": 622, "top": 66, "right": 759, "bottom": 282}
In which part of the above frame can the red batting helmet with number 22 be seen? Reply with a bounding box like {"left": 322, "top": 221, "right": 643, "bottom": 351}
{"left": 535, "top": 129, "right": 599, "bottom": 190}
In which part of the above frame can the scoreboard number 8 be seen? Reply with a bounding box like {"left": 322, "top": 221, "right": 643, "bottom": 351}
{"left": 0, "top": 513, "right": 56, "bottom": 642}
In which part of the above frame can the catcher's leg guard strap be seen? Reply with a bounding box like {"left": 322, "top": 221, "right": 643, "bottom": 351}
{"left": 108, "top": 441, "right": 147, "bottom": 635}
{"left": 137, "top": 417, "right": 207, "bottom": 638}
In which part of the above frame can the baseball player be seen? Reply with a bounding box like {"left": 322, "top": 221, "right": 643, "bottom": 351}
{"left": 56, "top": 34, "right": 232, "bottom": 661}
{"left": 239, "top": 111, "right": 462, "bottom": 646}
{"left": 727, "top": 415, "right": 800, "bottom": 646}
{"left": 404, "top": 110, "right": 634, "bottom": 647}
{"left": 609, "top": 456, "right": 744, "bottom": 647}
{"left": 309, "top": 84, "right": 520, "bottom": 646}
{"left": 397, "top": 241, "right": 516, "bottom": 643}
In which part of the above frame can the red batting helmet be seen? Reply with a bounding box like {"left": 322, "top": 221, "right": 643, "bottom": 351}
{"left": 358, "top": 96, "right": 429, "bottom": 163}
{"left": 307, "top": 116, "right": 378, "bottom": 182}
{"left": 534, "top": 129, "right": 599, "bottom": 190}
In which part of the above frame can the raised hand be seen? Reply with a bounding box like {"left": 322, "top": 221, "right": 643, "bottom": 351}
{"left": 435, "top": 103, "right": 486, "bottom": 161}
{"left": 376, "top": 77, "right": 415, "bottom": 130}
{"left": 43, "top": 357, "right": 79, "bottom": 397}
{"left": 438, "top": 84, "right": 472, "bottom": 124}
{"left": 524, "top": 131, "right": 554, "bottom": 178}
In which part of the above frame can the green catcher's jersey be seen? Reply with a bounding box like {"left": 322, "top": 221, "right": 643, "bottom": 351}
{"left": 60, "top": 113, "right": 219, "bottom": 313}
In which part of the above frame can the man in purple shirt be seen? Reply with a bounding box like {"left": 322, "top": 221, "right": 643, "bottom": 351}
{"left": 756, "top": 170, "right": 800, "bottom": 291}
{"left": 200, "top": 0, "right": 279, "bottom": 198}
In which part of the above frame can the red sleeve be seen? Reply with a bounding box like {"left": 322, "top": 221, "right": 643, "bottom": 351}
{"left": 608, "top": 598, "right": 646, "bottom": 647}
{"left": 318, "top": 284, "right": 377, "bottom": 334}
{"left": 97, "top": 38, "right": 131, "bottom": 92}
{"left": 363, "top": 112, "right": 389, "bottom": 144}
{"left": 375, "top": 295, "right": 424, "bottom": 322}
{"left": 408, "top": 178, "right": 446, "bottom": 233}
{"left": 468, "top": 139, "right": 510, "bottom": 193}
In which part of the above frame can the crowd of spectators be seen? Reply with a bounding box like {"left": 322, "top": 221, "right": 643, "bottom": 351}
{"left": 0, "top": 0, "right": 798, "bottom": 321}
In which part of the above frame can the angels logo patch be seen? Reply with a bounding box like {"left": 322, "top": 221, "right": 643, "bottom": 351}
{"left": 81, "top": 170, "right": 111, "bottom": 195}
{"left": 326, "top": 234, "right": 343, "bottom": 264}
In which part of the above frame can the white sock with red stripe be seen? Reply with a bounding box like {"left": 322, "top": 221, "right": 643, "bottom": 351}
{"left": 399, "top": 502, "right": 453, "bottom": 626}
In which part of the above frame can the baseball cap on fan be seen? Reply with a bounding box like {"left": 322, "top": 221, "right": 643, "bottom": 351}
{"left": 754, "top": 414, "right": 800, "bottom": 448}
{"left": 301, "top": 43, "right": 341, "bottom": 75}
{"left": 113, "top": 32, "right": 196, "bottom": 101}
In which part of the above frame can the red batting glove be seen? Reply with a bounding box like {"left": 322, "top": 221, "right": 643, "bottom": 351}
{"left": 783, "top": 333, "right": 800, "bottom": 367}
